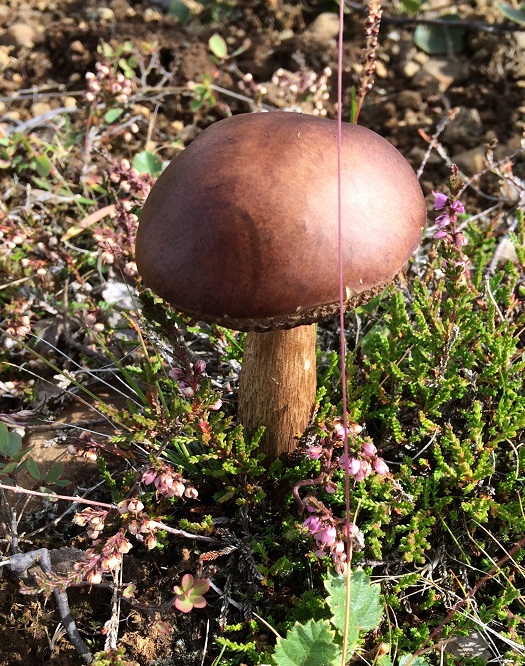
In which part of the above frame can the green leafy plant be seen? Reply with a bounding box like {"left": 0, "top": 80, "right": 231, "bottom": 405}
{"left": 271, "top": 569, "right": 426, "bottom": 666}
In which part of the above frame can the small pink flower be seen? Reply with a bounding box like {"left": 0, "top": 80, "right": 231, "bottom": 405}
{"left": 142, "top": 469, "right": 157, "bottom": 486}
{"left": 436, "top": 212, "right": 451, "bottom": 227}
{"left": 354, "top": 460, "right": 372, "bottom": 482}
{"left": 450, "top": 200, "right": 464, "bottom": 214}
{"left": 361, "top": 441, "right": 377, "bottom": 457}
{"left": 373, "top": 457, "right": 389, "bottom": 475}
{"left": 338, "top": 455, "right": 361, "bottom": 476}
{"left": 193, "top": 360, "right": 206, "bottom": 374}
{"left": 432, "top": 191, "right": 448, "bottom": 210}
{"left": 303, "top": 515, "right": 322, "bottom": 535}
{"left": 434, "top": 230, "right": 448, "bottom": 239}
{"left": 316, "top": 525, "right": 337, "bottom": 548}
{"left": 324, "top": 481, "right": 338, "bottom": 494}
{"left": 305, "top": 445, "right": 324, "bottom": 460}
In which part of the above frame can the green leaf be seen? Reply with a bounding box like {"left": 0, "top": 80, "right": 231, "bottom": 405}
{"left": 413, "top": 15, "right": 465, "bottom": 54}
{"left": 52, "top": 479, "right": 72, "bottom": 487}
{"left": 399, "top": 656, "right": 429, "bottom": 666}
{"left": 498, "top": 2, "right": 525, "bottom": 25}
{"left": 273, "top": 619, "right": 340, "bottom": 666}
{"left": 325, "top": 569, "right": 383, "bottom": 644}
{"left": 208, "top": 34, "right": 228, "bottom": 59}
{"left": 400, "top": 0, "right": 424, "bottom": 13}
{"left": 132, "top": 151, "right": 164, "bottom": 177}
{"left": 34, "top": 154, "right": 51, "bottom": 177}
{"left": 46, "top": 461, "right": 63, "bottom": 484}
{"left": 377, "top": 656, "right": 394, "bottom": 666}
{"left": 103, "top": 107, "right": 124, "bottom": 123}
{"left": 168, "top": 0, "right": 191, "bottom": 21}
{"left": 25, "top": 456, "right": 41, "bottom": 480}
{"left": 0, "top": 423, "right": 23, "bottom": 459}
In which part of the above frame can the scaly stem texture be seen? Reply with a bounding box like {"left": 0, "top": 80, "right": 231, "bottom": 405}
{"left": 238, "top": 326, "right": 317, "bottom": 460}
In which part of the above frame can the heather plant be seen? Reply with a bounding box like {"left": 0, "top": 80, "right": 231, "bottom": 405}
{"left": 0, "top": 3, "right": 524, "bottom": 663}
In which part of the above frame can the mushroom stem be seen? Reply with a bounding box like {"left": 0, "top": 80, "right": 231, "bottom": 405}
{"left": 237, "top": 325, "right": 317, "bottom": 460}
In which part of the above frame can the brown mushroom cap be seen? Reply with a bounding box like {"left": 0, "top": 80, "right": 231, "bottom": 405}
{"left": 135, "top": 112, "right": 426, "bottom": 332}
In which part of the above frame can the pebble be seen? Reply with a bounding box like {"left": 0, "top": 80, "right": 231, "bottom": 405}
{"left": 403, "top": 61, "right": 420, "bottom": 78}
{"left": 451, "top": 145, "right": 486, "bottom": 175}
{"left": 442, "top": 107, "right": 483, "bottom": 149}
{"left": 413, "top": 58, "right": 469, "bottom": 92}
{"left": 303, "top": 12, "right": 340, "bottom": 47}
{"left": 31, "top": 101, "right": 52, "bottom": 117}
{"left": 0, "top": 46, "right": 10, "bottom": 71}
{"left": 3, "top": 22, "right": 42, "bottom": 49}
{"left": 374, "top": 60, "right": 388, "bottom": 79}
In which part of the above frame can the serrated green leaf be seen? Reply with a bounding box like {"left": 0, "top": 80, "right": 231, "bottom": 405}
{"left": 25, "top": 456, "right": 41, "bottom": 480}
{"left": 377, "top": 656, "right": 394, "bottom": 666}
{"left": 399, "top": 656, "right": 429, "bottom": 666}
{"left": 46, "top": 462, "right": 63, "bottom": 484}
{"left": 498, "top": 2, "right": 525, "bottom": 25}
{"left": 413, "top": 15, "right": 464, "bottom": 54}
{"left": 273, "top": 619, "right": 339, "bottom": 666}
{"left": 208, "top": 34, "right": 228, "bottom": 59}
{"left": 104, "top": 107, "right": 124, "bottom": 123}
{"left": 132, "top": 151, "right": 164, "bottom": 177}
{"left": 325, "top": 569, "right": 383, "bottom": 641}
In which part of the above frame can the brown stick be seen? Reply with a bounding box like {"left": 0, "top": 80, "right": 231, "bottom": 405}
{"left": 238, "top": 326, "right": 317, "bottom": 460}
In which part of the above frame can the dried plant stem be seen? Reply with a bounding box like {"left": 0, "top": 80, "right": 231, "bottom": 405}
{"left": 354, "top": 0, "right": 382, "bottom": 124}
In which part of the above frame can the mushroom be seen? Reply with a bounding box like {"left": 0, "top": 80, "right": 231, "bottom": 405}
{"left": 135, "top": 112, "right": 426, "bottom": 461}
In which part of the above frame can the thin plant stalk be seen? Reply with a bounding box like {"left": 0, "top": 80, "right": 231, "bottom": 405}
{"left": 336, "top": 0, "right": 352, "bottom": 661}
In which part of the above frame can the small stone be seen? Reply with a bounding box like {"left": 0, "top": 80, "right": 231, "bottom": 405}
{"left": 396, "top": 90, "right": 423, "bottom": 110}
{"left": 403, "top": 61, "right": 420, "bottom": 78}
{"left": 3, "top": 22, "right": 42, "bottom": 49}
{"left": 95, "top": 7, "right": 115, "bottom": 21}
{"left": 413, "top": 58, "right": 468, "bottom": 92}
{"left": 31, "top": 101, "right": 52, "bottom": 117}
{"left": 442, "top": 107, "right": 483, "bottom": 149}
{"left": 303, "top": 12, "right": 340, "bottom": 46}
{"left": 171, "top": 120, "right": 184, "bottom": 134}
{"left": 64, "top": 96, "right": 77, "bottom": 108}
{"left": 374, "top": 60, "right": 388, "bottom": 79}
{"left": 0, "top": 46, "right": 11, "bottom": 70}
{"left": 451, "top": 145, "right": 486, "bottom": 175}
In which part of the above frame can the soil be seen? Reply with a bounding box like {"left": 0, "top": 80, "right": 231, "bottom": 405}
{"left": 0, "top": 0, "right": 524, "bottom": 664}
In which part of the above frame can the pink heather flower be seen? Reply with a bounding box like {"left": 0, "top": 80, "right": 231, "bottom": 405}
{"left": 338, "top": 455, "right": 361, "bottom": 476}
{"left": 316, "top": 525, "right": 337, "bottom": 548}
{"left": 432, "top": 191, "right": 448, "bottom": 210}
{"left": 436, "top": 213, "right": 451, "bottom": 227}
{"left": 434, "top": 230, "right": 448, "bottom": 239}
{"left": 324, "top": 481, "right": 338, "bottom": 494}
{"left": 194, "top": 359, "right": 206, "bottom": 374}
{"left": 208, "top": 399, "right": 223, "bottom": 411}
{"left": 354, "top": 460, "right": 372, "bottom": 482}
{"left": 303, "top": 515, "right": 322, "bottom": 535}
{"left": 373, "top": 457, "right": 389, "bottom": 475}
{"left": 155, "top": 472, "right": 173, "bottom": 492}
{"left": 142, "top": 468, "right": 157, "bottom": 485}
{"left": 361, "top": 441, "right": 377, "bottom": 457}
{"left": 450, "top": 200, "right": 464, "bottom": 214}
{"left": 333, "top": 423, "right": 347, "bottom": 440}
{"left": 305, "top": 445, "right": 324, "bottom": 460}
